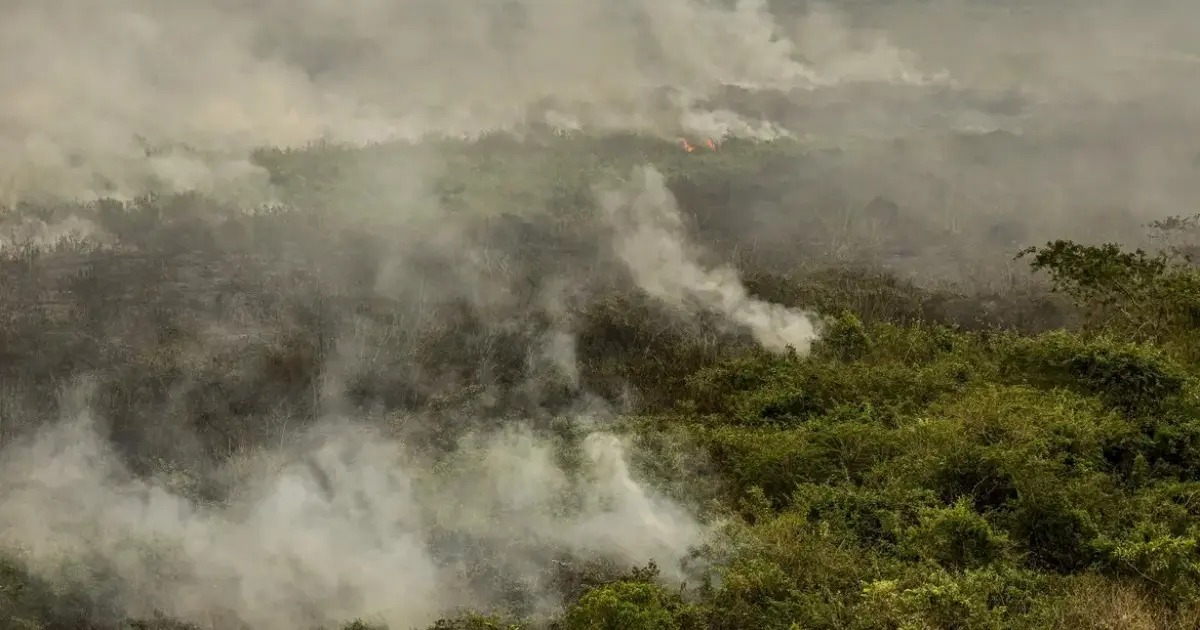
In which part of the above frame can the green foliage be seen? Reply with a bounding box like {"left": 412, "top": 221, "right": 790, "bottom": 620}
{"left": 1020, "top": 240, "right": 1200, "bottom": 341}
{"left": 813, "top": 311, "right": 871, "bottom": 361}
{"left": 901, "top": 499, "right": 1014, "bottom": 571}
{"left": 1093, "top": 520, "right": 1200, "bottom": 602}
{"left": 791, "top": 483, "right": 936, "bottom": 552}
{"left": 561, "top": 580, "right": 700, "bottom": 630}
{"left": 857, "top": 568, "right": 1043, "bottom": 630}
{"left": 686, "top": 345, "right": 977, "bottom": 426}
{"left": 1002, "top": 331, "right": 1189, "bottom": 415}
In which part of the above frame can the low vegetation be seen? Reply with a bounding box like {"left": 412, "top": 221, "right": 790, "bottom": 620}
{"left": 2, "top": 134, "right": 1198, "bottom": 629}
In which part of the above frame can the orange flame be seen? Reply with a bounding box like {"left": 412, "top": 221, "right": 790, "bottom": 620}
{"left": 679, "top": 137, "right": 721, "bottom": 153}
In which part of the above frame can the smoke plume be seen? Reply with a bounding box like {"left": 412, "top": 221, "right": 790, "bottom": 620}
{"left": 601, "top": 164, "right": 820, "bottom": 354}
{"left": 0, "top": 400, "right": 708, "bottom": 629}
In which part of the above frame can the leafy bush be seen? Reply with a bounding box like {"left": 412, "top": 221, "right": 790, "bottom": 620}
{"left": 560, "top": 580, "right": 700, "bottom": 630}
{"left": 685, "top": 346, "right": 977, "bottom": 426}
{"left": 901, "top": 499, "right": 1014, "bottom": 571}
{"left": 1020, "top": 240, "right": 1200, "bottom": 341}
{"left": 1002, "top": 331, "right": 1190, "bottom": 415}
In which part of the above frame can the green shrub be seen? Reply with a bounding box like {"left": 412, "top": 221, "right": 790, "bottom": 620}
{"left": 901, "top": 499, "right": 1015, "bottom": 571}
{"left": 686, "top": 349, "right": 977, "bottom": 426}
{"left": 698, "top": 416, "right": 903, "bottom": 508}
{"left": 1027, "top": 572, "right": 1200, "bottom": 629}
{"left": 704, "top": 556, "right": 800, "bottom": 630}
{"left": 857, "top": 567, "right": 1044, "bottom": 630}
{"left": 1020, "top": 240, "right": 1200, "bottom": 341}
{"left": 813, "top": 311, "right": 871, "bottom": 361}
{"left": 560, "top": 580, "right": 700, "bottom": 630}
{"left": 1002, "top": 332, "right": 1189, "bottom": 415}
{"left": 791, "top": 484, "right": 937, "bottom": 552}
{"left": 885, "top": 385, "right": 1133, "bottom": 504}
{"left": 1093, "top": 520, "right": 1200, "bottom": 602}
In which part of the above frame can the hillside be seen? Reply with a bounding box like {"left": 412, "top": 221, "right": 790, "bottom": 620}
{"left": 1, "top": 134, "right": 1199, "bottom": 629}
{"left": 4, "top": 0, "right": 1200, "bottom": 628}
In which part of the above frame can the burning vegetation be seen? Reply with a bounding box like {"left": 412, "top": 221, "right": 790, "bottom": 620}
{"left": 678, "top": 137, "right": 720, "bottom": 153}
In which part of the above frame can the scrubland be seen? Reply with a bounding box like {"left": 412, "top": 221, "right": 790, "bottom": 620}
{"left": 3, "top": 1, "right": 1200, "bottom": 628}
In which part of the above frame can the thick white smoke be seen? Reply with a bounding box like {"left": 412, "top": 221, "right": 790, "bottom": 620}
{"left": 600, "top": 164, "right": 821, "bottom": 354}
{"left": 0, "top": 0, "right": 935, "bottom": 204}
{"left": 0, "top": 405, "right": 708, "bottom": 629}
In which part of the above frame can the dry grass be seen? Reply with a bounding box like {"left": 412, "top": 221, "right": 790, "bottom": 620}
{"left": 1048, "top": 575, "right": 1200, "bottom": 630}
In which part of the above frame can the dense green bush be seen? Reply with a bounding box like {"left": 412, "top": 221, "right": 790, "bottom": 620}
{"left": 560, "top": 580, "right": 700, "bottom": 630}
{"left": 1001, "top": 332, "right": 1190, "bottom": 415}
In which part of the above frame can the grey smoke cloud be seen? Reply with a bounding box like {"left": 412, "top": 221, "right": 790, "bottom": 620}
{"left": 3, "top": 0, "right": 1197, "bottom": 227}
{"left": 0, "top": 0, "right": 936, "bottom": 204}
{"left": 3, "top": 1, "right": 1199, "bottom": 626}
{"left": 601, "top": 164, "right": 820, "bottom": 354}
{"left": 0, "top": 405, "right": 709, "bottom": 629}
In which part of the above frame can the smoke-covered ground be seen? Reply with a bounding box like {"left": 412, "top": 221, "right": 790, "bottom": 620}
{"left": 1, "top": 1, "right": 1198, "bottom": 628}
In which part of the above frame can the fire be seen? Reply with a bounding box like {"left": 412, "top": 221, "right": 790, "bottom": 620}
{"left": 678, "top": 137, "right": 720, "bottom": 153}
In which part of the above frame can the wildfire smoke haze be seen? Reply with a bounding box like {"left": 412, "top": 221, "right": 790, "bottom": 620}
{"left": 0, "top": 0, "right": 1198, "bottom": 628}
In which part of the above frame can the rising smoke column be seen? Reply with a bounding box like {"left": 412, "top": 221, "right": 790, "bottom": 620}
{"left": 599, "top": 164, "right": 821, "bottom": 354}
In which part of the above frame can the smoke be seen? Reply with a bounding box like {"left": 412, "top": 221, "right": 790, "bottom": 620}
{"left": 0, "top": 212, "right": 111, "bottom": 250}
{"left": 0, "top": 400, "right": 709, "bottom": 629}
{"left": 4, "top": 0, "right": 1199, "bottom": 626}
{"left": 0, "top": 0, "right": 938, "bottom": 205}
{"left": 3, "top": 0, "right": 1197, "bottom": 257}
{"left": 0, "top": 155, "right": 784, "bottom": 630}
{"left": 601, "top": 164, "right": 820, "bottom": 354}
